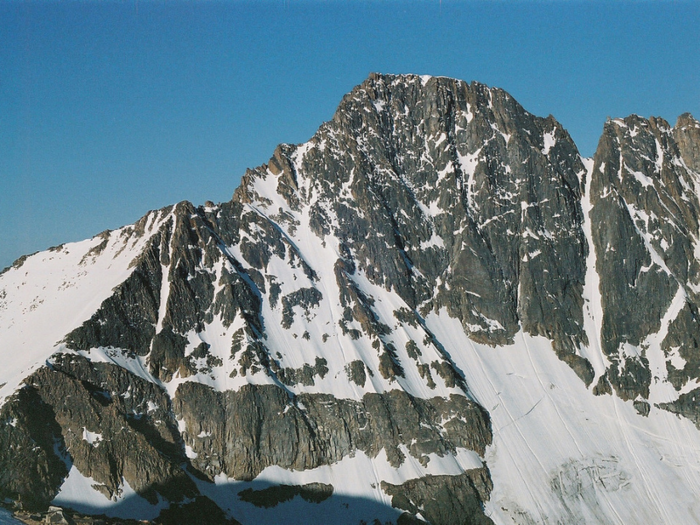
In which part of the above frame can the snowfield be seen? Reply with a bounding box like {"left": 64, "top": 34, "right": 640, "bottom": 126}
{"left": 0, "top": 209, "right": 168, "bottom": 408}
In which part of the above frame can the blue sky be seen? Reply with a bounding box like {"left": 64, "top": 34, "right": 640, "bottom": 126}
{"left": 1, "top": 1, "right": 699, "bottom": 270}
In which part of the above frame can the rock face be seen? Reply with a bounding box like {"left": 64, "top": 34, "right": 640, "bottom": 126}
{"left": 382, "top": 469, "right": 493, "bottom": 525}
{"left": 244, "top": 74, "right": 590, "bottom": 362}
{"left": 1, "top": 74, "right": 700, "bottom": 525}
{"left": 590, "top": 114, "right": 700, "bottom": 402}
{"left": 174, "top": 383, "right": 490, "bottom": 481}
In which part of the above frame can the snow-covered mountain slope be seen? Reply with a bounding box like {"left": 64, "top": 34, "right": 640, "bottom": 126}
{"left": 2, "top": 73, "right": 700, "bottom": 525}
{"left": 0, "top": 209, "right": 170, "bottom": 406}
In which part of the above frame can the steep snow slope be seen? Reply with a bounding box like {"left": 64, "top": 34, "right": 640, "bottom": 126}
{"left": 429, "top": 316, "right": 700, "bottom": 524}
{"left": 0, "top": 209, "right": 169, "bottom": 407}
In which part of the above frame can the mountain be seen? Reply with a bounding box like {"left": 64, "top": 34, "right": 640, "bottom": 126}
{"left": 2, "top": 73, "right": 700, "bottom": 524}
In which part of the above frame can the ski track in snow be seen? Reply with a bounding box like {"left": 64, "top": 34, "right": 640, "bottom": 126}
{"left": 426, "top": 313, "right": 700, "bottom": 524}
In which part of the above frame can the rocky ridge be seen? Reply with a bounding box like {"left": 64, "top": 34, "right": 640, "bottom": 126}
{"left": 1, "top": 74, "right": 700, "bottom": 524}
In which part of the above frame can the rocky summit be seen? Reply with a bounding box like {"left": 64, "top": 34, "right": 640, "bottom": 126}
{"left": 2, "top": 73, "right": 700, "bottom": 524}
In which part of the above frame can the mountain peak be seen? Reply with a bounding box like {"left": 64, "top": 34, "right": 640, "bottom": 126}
{"left": 676, "top": 111, "right": 699, "bottom": 129}
{"left": 3, "top": 75, "right": 700, "bottom": 525}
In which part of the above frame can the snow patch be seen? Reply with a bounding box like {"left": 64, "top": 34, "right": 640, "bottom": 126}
{"left": 542, "top": 129, "right": 557, "bottom": 155}
{"left": 53, "top": 467, "right": 166, "bottom": 520}
{"left": 626, "top": 164, "right": 654, "bottom": 188}
{"left": 645, "top": 286, "right": 687, "bottom": 404}
{"left": 82, "top": 428, "right": 103, "bottom": 447}
{"left": 200, "top": 444, "right": 484, "bottom": 525}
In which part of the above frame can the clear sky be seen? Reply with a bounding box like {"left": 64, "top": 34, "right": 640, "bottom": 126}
{"left": 1, "top": 1, "right": 699, "bottom": 270}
